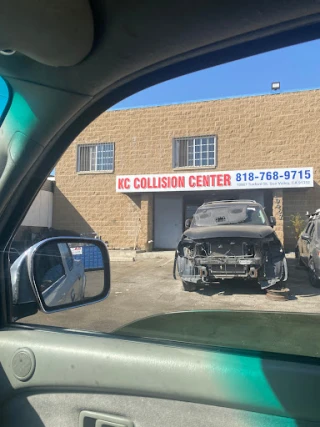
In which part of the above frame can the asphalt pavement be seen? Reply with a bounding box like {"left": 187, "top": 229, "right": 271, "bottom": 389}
{"left": 21, "top": 254, "right": 320, "bottom": 333}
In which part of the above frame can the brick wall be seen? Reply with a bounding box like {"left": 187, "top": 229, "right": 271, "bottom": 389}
{"left": 138, "top": 194, "right": 153, "bottom": 250}
{"left": 53, "top": 90, "right": 320, "bottom": 249}
{"left": 272, "top": 190, "right": 284, "bottom": 244}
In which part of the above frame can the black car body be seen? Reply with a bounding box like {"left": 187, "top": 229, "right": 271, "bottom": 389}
{"left": 296, "top": 211, "right": 320, "bottom": 287}
{"left": 174, "top": 200, "right": 288, "bottom": 291}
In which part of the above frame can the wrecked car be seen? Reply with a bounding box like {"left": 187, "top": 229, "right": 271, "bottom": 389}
{"left": 174, "top": 200, "right": 288, "bottom": 291}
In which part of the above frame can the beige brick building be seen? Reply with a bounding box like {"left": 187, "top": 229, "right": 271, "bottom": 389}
{"left": 53, "top": 90, "right": 320, "bottom": 251}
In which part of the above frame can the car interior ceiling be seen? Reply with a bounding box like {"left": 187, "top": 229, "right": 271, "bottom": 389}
{"left": 1, "top": 2, "right": 320, "bottom": 426}
{"left": 0, "top": 0, "right": 94, "bottom": 67}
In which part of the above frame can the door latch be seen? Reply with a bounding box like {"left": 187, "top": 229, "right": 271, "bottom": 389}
{"left": 79, "top": 411, "right": 134, "bottom": 427}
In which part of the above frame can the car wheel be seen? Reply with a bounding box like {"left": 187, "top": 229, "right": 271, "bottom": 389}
{"left": 182, "top": 281, "right": 197, "bottom": 292}
{"left": 308, "top": 258, "right": 320, "bottom": 288}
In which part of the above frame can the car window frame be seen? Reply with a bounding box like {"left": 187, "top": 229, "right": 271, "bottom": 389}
{"left": 306, "top": 221, "right": 313, "bottom": 235}
{"left": 309, "top": 223, "right": 315, "bottom": 240}
{"left": 1, "top": 16, "right": 319, "bottom": 330}
{"left": 58, "top": 243, "right": 74, "bottom": 271}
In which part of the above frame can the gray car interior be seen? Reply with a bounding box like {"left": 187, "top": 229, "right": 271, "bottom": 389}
{"left": 1, "top": 1, "right": 320, "bottom": 426}
{"left": 2, "top": 327, "right": 320, "bottom": 426}
{"left": 0, "top": 0, "right": 94, "bottom": 66}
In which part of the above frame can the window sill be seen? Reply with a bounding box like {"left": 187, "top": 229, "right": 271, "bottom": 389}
{"left": 173, "top": 166, "right": 217, "bottom": 171}
{"left": 77, "top": 170, "right": 114, "bottom": 175}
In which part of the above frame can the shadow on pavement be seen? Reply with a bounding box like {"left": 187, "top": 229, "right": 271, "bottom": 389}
{"left": 286, "top": 258, "right": 320, "bottom": 298}
{"left": 196, "top": 280, "right": 264, "bottom": 297}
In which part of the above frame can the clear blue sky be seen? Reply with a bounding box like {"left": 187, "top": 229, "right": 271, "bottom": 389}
{"left": 113, "top": 39, "right": 320, "bottom": 110}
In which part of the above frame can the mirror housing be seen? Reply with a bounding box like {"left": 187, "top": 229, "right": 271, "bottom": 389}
{"left": 301, "top": 233, "right": 311, "bottom": 242}
{"left": 10, "top": 237, "right": 110, "bottom": 314}
{"left": 185, "top": 218, "right": 192, "bottom": 229}
{"left": 269, "top": 216, "right": 276, "bottom": 227}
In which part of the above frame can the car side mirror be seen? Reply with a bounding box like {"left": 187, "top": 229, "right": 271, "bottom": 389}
{"left": 185, "top": 218, "right": 192, "bottom": 229}
{"left": 269, "top": 216, "right": 276, "bottom": 227}
{"left": 10, "top": 237, "right": 110, "bottom": 314}
{"left": 301, "top": 233, "right": 311, "bottom": 242}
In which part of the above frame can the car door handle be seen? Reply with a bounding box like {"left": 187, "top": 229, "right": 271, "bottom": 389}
{"left": 79, "top": 411, "right": 134, "bottom": 427}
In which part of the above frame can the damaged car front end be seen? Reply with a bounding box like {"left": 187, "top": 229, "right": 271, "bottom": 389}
{"left": 174, "top": 200, "right": 288, "bottom": 291}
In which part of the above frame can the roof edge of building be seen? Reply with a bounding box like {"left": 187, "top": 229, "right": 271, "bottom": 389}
{"left": 109, "top": 87, "right": 320, "bottom": 113}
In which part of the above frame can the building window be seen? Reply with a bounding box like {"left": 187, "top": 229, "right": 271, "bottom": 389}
{"left": 173, "top": 136, "right": 216, "bottom": 168}
{"left": 77, "top": 143, "right": 114, "bottom": 172}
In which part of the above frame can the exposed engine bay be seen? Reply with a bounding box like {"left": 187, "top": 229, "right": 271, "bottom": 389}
{"left": 174, "top": 201, "right": 288, "bottom": 291}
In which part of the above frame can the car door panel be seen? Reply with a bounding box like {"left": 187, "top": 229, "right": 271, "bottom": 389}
{"left": 59, "top": 243, "right": 78, "bottom": 303}
{"left": 63, "top": 245, "right": 85, "bottom": 301}
{"left": 301, "top": 228, "right": 308, "bottom": 263}
{"left": 301, "top": 223, "right": 311, "bottom": 263}
{"left": 1, "top": 326, "right": 320, "bottom": 425}
{"left": 65, "top": 266, "right": 81, "bottom": 302}
{"left": 4, "top": 392, "right": 316, "bottom": 427}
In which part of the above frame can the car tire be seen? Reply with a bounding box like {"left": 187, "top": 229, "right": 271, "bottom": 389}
{"left": 308, "top": 258, "right": 320, "bottom": 288}
{"left": 182, "top": 281, "right": 197, "bottom": 292}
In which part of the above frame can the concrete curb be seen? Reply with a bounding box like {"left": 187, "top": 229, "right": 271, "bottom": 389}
{"left": 108, "top": 250, "right": 136, "bottom": 262}
{"left": 109, "top": 250, "right": 295, "bottom": 263}
{"left": 108, "top": 249, "right": 175, "bottom": 262}
{"left": 137, "top": 251, "right": 175, "bottom": 260}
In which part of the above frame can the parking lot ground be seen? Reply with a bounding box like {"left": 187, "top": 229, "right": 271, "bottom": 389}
{"left": 22, "top": 254, "right": 320, "bottom": 333}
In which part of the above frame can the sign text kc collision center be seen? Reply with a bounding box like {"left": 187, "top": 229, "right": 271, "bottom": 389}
{"left": 116, "top": 167, "right": 313, "bottom": 193}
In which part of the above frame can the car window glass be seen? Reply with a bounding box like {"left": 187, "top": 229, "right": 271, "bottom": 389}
{"left": 33, "top": 243, "right": 66, "bottom": 292}
{"left": 10, "top": 38, "right": 320, "bottom": 357}
{"left": 192, "top": 204, "right": 267, "bottom": 227}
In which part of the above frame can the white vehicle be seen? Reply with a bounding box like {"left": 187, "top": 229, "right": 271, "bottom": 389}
{"left": 11, "top": 241, "right": 86, "bottom": 308}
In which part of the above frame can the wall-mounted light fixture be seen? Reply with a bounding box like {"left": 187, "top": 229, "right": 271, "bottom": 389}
{"left": 271, "top": 82, "right": 280, "bottom": 91}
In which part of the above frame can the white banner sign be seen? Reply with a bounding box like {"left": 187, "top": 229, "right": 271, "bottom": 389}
{"left": 116, "top": 167, "right": 314, "bottom": 193}
{"left": 70, "top": 247, "right": 83, "bottom": 255}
